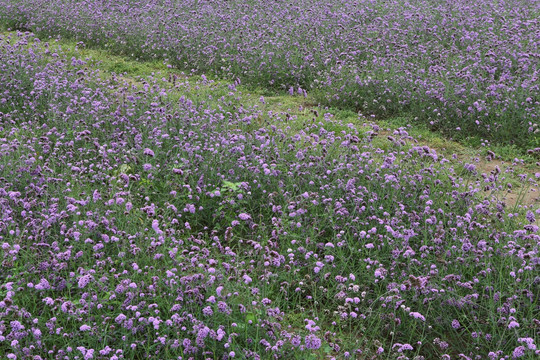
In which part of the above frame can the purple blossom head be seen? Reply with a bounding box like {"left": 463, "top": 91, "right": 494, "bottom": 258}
{"left": 409, "top": 312, "right": 426, "bottom": 321}
{"left": 304, "top": 334, "right": 321, "bottom": 350}
{"left": 115, "top": 314, "right": 127, "bottom": 323}
{"left": 238, "top": 213, "right": 251, "bottom": 221}
{"left": 78, "top": 275, "right": 92, "bottom": 289}
{"left": 512, "top": 346, "right": 526, "bottom": 358}
{"left": 525, "top": 211, "right": 535, "bottom": 223}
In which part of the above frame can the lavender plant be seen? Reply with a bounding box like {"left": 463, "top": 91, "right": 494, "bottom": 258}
{"left": 0, "top": 31, "right": 538, "bottom": 359}
{"left": 0, "top": 0, "right": 538, "bottom": 150}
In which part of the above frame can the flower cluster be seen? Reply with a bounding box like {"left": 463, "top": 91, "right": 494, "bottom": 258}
{"left": 0, "top": 0, "right": 538, "bottom": 149}
{"left": 0, "top": 30, "right": 538, "bottom": 359}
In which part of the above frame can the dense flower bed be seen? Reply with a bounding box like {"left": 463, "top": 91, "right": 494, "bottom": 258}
{"left": 0, "top": 32, "right": 538, "bottom": 359}
{"left": 0, "top": 0, "right": 538, "bottom": 148}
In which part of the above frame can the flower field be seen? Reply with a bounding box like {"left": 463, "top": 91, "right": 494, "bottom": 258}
{"left": 0, "top": 0, "right": 539, "bottom": 149}
{"left": 0, "top": 1, "right": 539, "bottom": 360}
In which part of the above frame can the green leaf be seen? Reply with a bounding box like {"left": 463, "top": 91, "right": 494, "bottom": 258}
{"left": 222, "top": 180, "right": 242, "bottom": 191}
{"left": 246, "top": 312, "right": 257, "bottom": 322}
{"left": 119, "top": 164, "right": 132, "bottom": 174}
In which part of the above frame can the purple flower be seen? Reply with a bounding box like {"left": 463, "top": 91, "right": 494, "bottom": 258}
{"left": 291, "top": 335, "right": 301, "bottom": 347}
{"left": 464, "top": 163, "right": 477, "bottom": 173}
{"left": 305, "top": 334, "right": 322, "bottom": 350}
{"left": 10, "top": 321, "right": 24, "bottom": 331}
{"left": 217, "top": 301, "right": 231, "bottom": 314}
{"left": 409, "top": 312, "right": 426, "bottom": 321}
{"left": 508, "top": 320, "right": 520, "bottom": 329}
{"left": 238, "top": 213, "right": 251, "bottom": 220}
{"left": 92, "top": 190, "right": 101, "bottom": 202}
{"left": 35, "top": 278, "right": 50, "bottom": 290}
{"left": 393, "top": 343, "right": 414, "bottom": 352}
{"left": 202, "top": 306, "right": 213, "bottom": 316}
{"left": 525, "top": 211, "right": 535, "bottom": 223}
{"left": 518, "top": 338, "right": 536, "bottom": 350}
{"left": 512, "top": 346, "right": 526, "bottom": 358}
{"left": 32, "top": 328, "right": 42, "bottom": 338}
{"left": 152, "top": 219, "right": 163, "bottom": 234}
{"left": 115, "top": 314, "right": 127, "bottom": 323}
{"left": 78, "top": 275, "right": 92, "bottom": 289}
